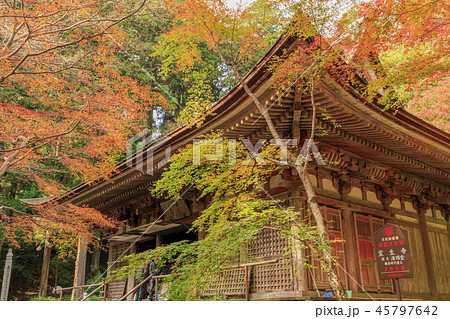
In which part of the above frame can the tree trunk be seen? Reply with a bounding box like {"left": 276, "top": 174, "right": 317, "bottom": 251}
{"left": 146, "top": 109, "right": 153, "bottom": 129}
{"left": 38, "top": 231, "right": 52, "bottom": 297}
{"left": 0, "top": 137, "right": 29, "bottom": 177}
{"left": 229, "top": 63, "right": 347, "bottom": 300}
{"left": 71, "top": 235, "right": 87, "bottom": 301}
{"left": 296, "top": 158, "right": 347, "bottom": 300}
{"left": 90, "top": 245, "right": 101, "bottom": 274}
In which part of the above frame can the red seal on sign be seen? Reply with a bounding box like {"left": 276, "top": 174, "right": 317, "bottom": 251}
{"left": 384, "top": 226, "right": 394, "bottom": 236}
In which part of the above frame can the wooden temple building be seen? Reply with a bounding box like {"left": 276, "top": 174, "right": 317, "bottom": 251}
{"left": 38, "top": 34, "right": 450, "bottom": 301}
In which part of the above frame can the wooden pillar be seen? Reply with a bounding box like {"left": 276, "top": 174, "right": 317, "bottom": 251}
{"left": 441, "top": 207, "right": 450, "bottom": 243}
{"left": 341, "top": 209, "right": 360, "bottom": 293}
{"left": 291, "top": 185, "right": 308, "bottom": 293}
{"left": 447, "top": 214, "right": 450, "bottom": 243}
{"left": 418, "top": 208, "right": 438, "bottom": 296}
{"left": 126, "top": 243, "right": 137, "bottom": 300}
{"left": 106, "top": 242, "right": 113, "bottom": 277}
{"left": 71, "top": 235, "right": 87, "bottom": 301}
{"left": 156, "top": 235, "right": 163, "bottom": 247}
{"left": 38, "top": 231, "right": 52, "bottom": 297}
{"left": 292, "top": 226, "right": 308, "bottom": 292}
{"left": 90, "top": 245, "right": 101, "bottom": 274}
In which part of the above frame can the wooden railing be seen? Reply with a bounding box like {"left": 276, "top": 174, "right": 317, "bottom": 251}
{"left": 151, "top": 275, "right": 171, "bottom": 301}
{"left": 54, "top": 282, "right": 109, "bottom": 301}
{"left": 220, "top": 258, "right": 279, "bottom": 300}
{"left": 119, "top": 274, "right": 171, "bottom": 301}
{"left": 56, "top": 258, "right": 279, "bottom": 301}
{"left": 119, "top": 274, "right": 152, "bottom": 301}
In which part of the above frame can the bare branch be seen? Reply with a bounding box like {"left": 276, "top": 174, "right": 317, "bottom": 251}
{"left": 0, "top": 205, "right": 49, "bottom": 229}
{"left": 0, "top": 0, "right": 147, "bottom": 83}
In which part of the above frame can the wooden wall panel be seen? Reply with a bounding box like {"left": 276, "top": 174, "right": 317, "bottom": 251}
{"left": 428, "top": 231, "right": 450, "bottom": 295}
{"left": 107, "top": 243, "right": 130, "bottom": 300}
{"left": 202, "top": 228, "right": 293, "bottom": 297}
{"left": 397, "top": 226, "right": 430, "bottom": 295}
{"left": 109, "top": 279, "right": 127, "bottom": 301}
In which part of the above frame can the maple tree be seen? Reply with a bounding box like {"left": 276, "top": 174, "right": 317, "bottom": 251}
{"left": 118, "top": 1, "right": 229, "bottom": 129}
{"left": 344, "top": 0, "right": 449, "bottom": 130}
{"left": 150, "top": 0, "right": 352, "bottom": 299}
{"left": 0, "top": 0, "right": 170, "bottom": 249}
{"left": 0, "top": 0, "right": 146, "bottom": 83}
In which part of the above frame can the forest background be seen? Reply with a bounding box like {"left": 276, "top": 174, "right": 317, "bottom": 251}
{"left": 0, "top": 0, "right": 448, "bottom": 299}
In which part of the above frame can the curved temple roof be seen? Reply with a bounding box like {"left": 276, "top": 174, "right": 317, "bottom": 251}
{"left": 24, "top": 34, "right": 450, "bottom": 208}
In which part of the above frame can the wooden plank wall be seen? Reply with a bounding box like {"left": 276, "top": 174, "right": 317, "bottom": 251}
{"left": 109, "top": 279, "right": 127, "bottom": 301}
{"left": 108, "top": 243, "right": 130, "bottom": 300}
{"left": 397, "top": 226, "right": 430, "bottom": 295}
{"left": 428, "top": 230, "right": 450, "bottom": 295}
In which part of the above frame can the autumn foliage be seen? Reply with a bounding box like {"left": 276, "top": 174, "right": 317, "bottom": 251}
{"left": 0, "top": 0, "right": 448, "bottom": 258}
{"left": 350, "top": 0, "right": 449, "bottom": 130}
{"left": 0, "top": 0, "right": 169, "bottom": 247}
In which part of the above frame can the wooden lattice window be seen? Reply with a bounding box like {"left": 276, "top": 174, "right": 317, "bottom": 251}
{"left": 201, "top": 268, "right": 245, "bottom": 296}
{"left": 201, "top": 227, "right": 294, "bottom": 297}
{"left": 247, "top": 227, "right": 289, "bottom": 258}
{"left": 251, "top": 260, "right": 293, "bottom": 292}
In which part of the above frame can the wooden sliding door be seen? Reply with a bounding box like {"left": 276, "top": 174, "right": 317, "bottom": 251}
{"left": 310, "top": 207, "right": 348, "bottom": 289}
{"left": 354, "top": 214, "right": 393, "bottom": 292}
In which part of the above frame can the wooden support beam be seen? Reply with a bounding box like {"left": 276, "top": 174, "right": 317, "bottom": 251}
{"left": 341, "top": 209, "right": 360, "bottom": 293}
{"left": 90, "top": 245, "right": 100, "bottom": 274}
{"left": 222, "top": 259, "right": 279, "bottom": 270}
{"left": 245, "top": 266, "right": 251, "bottom": 301}
{"left": 126, "top": 243, "right": 137, "bottom": 300}
{"left": 56, "top": 283, "right": 102, "bottom": 292}
{"left": 248, "top": 110, "right": 291, "bottom": 140}
{"left": 71, "top": 235, "right": 87, "bottom": 301}
{"left": 38, "top": 231, "right": 52, "bottom": 297}
{"left": 292, "top": 87, "right": 302, "bottom": 144}
{"left": 81, "top": 281, "right": 109, "bottom": 301}
{"left": 156, "top": 235, "right": 163, "bottom": 247}
{"left": 418, "top": 210, "right": 438, "bottom": 296}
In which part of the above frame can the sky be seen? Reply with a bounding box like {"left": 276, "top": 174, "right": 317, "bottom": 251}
{"left": 226, "top": 0, "right": 256, "bottom": 9}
